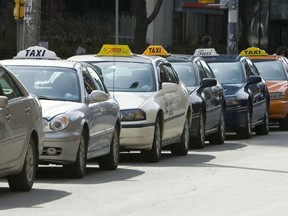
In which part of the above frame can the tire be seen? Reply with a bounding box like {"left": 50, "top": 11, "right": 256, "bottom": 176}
{"left": 8, "top": 138, "right": 37, "bottom": 191}
{"left": 255, "top": 108, "right": 269, "bottom": 135}
{"left": 236, "top": 107, "right": 252, "bottom": 139}
{"left": 98, "top": 126, "right": 120, "bottom": 170}
{"left": 141, "top": 117, "right": 162, "bottom": 163}
{"left": 279, "top": 116, "right": 288, "bottom": 130}
{"left": 65, "top": 132, "right": 87, "bottom": 178}
{"left": 208, "top": 110, "right": 225, "bottom": 145}
{"left": 191, "top": 111, "right": 205, "bottom": 149}
{"left": 171, "top": 116, "right": 189, "bottom": 156}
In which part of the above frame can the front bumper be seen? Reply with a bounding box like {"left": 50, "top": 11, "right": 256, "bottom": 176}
{"left": 269, "top": 100, "right": 288, "bottom": 120}
{"left": 225, "top": 106, "right": 248, "bottom": 131}
{"left": 120, "top": 122, "right": 155, "bottom": 150}
{"left": 39, "top": 131, "right": 81, "bottom": 165}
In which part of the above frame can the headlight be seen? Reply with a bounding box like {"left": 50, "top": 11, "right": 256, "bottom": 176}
{"left": 121, "top": 109, "right": 146, "bottom": 121}
{"left": 43, "top": 113, "right": 70, "bottom": 132}
{"left": 226, "top": 96, "right": 240, "bottom": 107}
{"left": 270, "top": 92, "right": 284, "bottom": 100}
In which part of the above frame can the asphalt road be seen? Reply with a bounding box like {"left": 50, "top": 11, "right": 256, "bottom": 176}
{"left": 1, "top": 128, "right": 288, "bottom": 216}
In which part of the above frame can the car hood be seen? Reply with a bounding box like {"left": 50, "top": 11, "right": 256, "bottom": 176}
{"left": 266, "top": 80, "right": 288, "bottom": 92}
{"left": 222, "top": 83, "right": 244, "bottom": 95}
{"left": 112, "top": 92, "right": 154, "bottom": 109}
{"left": 40, "top": 100, "right": 82, "bottom": 120}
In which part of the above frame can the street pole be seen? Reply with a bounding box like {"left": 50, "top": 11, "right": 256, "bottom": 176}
{"left": 23, "top": 0, "right": 41, "bottom": 49}
{"left": 115, "top": 0, "right": 119, "bottom": 44}
{"left": 227, "top": 0, "right": 239, "bottom": 54}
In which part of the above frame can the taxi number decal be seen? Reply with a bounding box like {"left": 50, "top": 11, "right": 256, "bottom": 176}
{"left": 148, "top": 47, "right": 162, "bottom": 54}
{"left": 25, "top": 49, "right": 46, "bottom": 57}
{"left": 242, "top": 50, "right": 261, "bottom": 55}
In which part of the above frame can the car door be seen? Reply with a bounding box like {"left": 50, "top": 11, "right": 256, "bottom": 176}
{"left": 159, "top": 62, "right": 186, "bottom": 141}
{"left": 243, "top": 59, "right": 267, "bottom": 122}
{"left": 0, "top": 68, "right": 30, "bottom": 170}
{"left": 196, "top": 59, "right": 220, "bottom": 130}
{"left": 82, "top": 68, "right": 109, "bottom": 154}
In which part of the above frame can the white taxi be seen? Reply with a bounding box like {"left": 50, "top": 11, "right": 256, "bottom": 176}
{"left": 0, "top": 46, "right": 122, "bottom": 178}
{"left": 68, "top": 44, "right": 192, "bottom": 162}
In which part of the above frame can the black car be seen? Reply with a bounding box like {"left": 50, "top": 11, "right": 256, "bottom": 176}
{"left": 196, "top": 49, "right": 270, "bottom": 139}
{"left": 167, "top": 54, "right": 226, "bottom": 149}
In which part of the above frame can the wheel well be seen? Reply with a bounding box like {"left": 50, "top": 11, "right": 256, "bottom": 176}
{"left": 157, "top": 110, "right": 164, "bottom": 138}
{"left": 31, "top": 130, "right": 39, "bottom": 164}
{"left": 82, "top": 123, "right": 89, "bottom": 146}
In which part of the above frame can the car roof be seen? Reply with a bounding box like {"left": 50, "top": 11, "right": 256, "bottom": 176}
{"left": 0, "top": 58, "right": 80, "bottom": 68}
{"left": 201, "top": 54, "right": 242, "bottom": 63}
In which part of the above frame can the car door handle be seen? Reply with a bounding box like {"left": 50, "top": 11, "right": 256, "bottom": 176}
{"left": 25, "top": 107, "right": 31, "bottom": 115}
{"left": 5, "top": 114, "right": 11, "bottom": 122}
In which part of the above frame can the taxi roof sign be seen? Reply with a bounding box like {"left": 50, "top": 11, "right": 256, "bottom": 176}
{"left": 143, "top": 45, "right": 170, "bottom": 57}
{"left": 239, "top": 47, "right": 268, "bottom": 56}
{"left": 98, "top": 44, "right": 133, "bottom": 57}
{"left": 14, "top": 46, "right": 59, "bottom": 60}
{"left": 193, "top": 48, "right": 219, "bottom": 56}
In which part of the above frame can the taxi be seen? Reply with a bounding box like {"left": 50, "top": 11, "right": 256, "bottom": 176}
{"left": 0, "top": 46, "right": 122, "bottom": 178}
{"left": 195, "top": 48, "right": 270, "bottom": 139}
{"left": 68, "top": 44, "right": 192, "bottom": 162}
{"left": 0, "top": 64, "right": 44, "bottom": 191}
{"left": 166, "top": 53, "right": 226, "bottom": 149}
{"left": 239, "top": 47, "right": 288, "bottom": 130}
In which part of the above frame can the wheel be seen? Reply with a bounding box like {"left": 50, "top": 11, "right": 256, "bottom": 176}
{"left": 208, "top": 110, "right": 225, "bottom": 145}
{"left": 8, "top": 138, "right": 37, "bottom": 191}
{"left": 141, "top": 117, "right": 162, "bottom": 162}
{"left": 171, "top": 116, "right": 189, "bottom": 156}
{"left": 65, "top": 132, "right": 87, "bottom": 178}
{"left": 279, "top": 116, "right": 288, "bottom": 130}
{"left": 191, "top": 111, "right": 205, "bottom": 149}
{"left": 236, "top": 107, "right": 252, "bottom": 139}
{"left": 98, "top": 126, "right": 120, "bottom": 170}
{"left": 255, "top": 108, "right": 269, "bottom": 135}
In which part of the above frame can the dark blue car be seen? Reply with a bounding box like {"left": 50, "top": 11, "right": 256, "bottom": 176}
{"left": 198, "top": 50, "right": 270, "bottom": 139}
{"left": 167, "top": 55, "right": 226, "bottom": 148}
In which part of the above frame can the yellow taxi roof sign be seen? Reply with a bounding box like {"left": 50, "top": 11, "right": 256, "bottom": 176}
{"left": 143, "top": 45, "right": 170, "bottom": 57}
{"left": 239, "top": 47, "right": 268, "bottom": 56}
{"left": 98, "top": 44, "right": 133, "bottom": 57}
{"left": 193, "top": 48, "right": 219, "bottom": 56}
{"left": 14, "top": 46, "right": 59, "bottom": 60}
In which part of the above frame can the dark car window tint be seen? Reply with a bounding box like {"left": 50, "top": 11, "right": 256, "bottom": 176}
{"left": 196, "top": 60, "right": 206, "bottom": 80}
{"left": 86, "top": 66, "right": 106, "bottom": 92}
{"left": 82, "top": 69, "right": 97, "bottom": 94}
{"left": 161, "top": 64, "right": 178, "bottom": 84}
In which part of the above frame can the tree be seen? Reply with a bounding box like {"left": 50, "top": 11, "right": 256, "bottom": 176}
{"left": 131, "top": 0, "right": 163, "bottom": 52}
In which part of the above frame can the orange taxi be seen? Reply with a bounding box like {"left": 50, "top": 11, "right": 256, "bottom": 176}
{"left": 240, "top": 47, "right": 288, "bottom": 130}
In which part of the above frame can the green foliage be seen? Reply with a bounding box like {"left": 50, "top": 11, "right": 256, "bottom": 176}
{"left": 40, "top": 18, "right": 114, "bottom": 58}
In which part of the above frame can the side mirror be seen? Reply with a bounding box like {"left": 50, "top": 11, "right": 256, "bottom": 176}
{"left": 200, "top": 78, "right": 217, "bottom": 88}
{"left": 247, "top": 76, "right": 262, "bottom": 84}
{"left": 161, "top": 82, "right": 178, "bottom": 93}
{"left": 89, "top": 90, "right": 109, "bottom": 102}
{"left": 0, "top": 96, "right": 8, "bottom": 108}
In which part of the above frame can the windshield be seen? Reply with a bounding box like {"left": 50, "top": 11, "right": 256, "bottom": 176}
{"left": 171, "top": 63, "right": 198, "bottom": 87}
{"left": 253, "top": 61, "right": 287, "bottom": 81}
{"left": 6, "top": 65, "right": 80, "bottom": 102}
{"left": 208, "top": 62, "right": 245, "bottom": 84}
{"left": 90, "top": 62, "right": 156, "bottom": 92}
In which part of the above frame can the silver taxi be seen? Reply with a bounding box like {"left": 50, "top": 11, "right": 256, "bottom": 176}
{"left": 0, "top": 64, "right": 44, "bottom": 191}
{"left": 0, "top": 46, "right": 121, "bottom": 178}
{"left": 68, "top": 44, "right": 192, "bottom": 162}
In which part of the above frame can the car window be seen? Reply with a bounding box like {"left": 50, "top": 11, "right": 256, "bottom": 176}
{"left": 94, "top": 62, "right": 156, "bottom": 92}
{"left": 0, "top": 68, "right": 23, "bottom": 100}
{"left": 171, "top": 62, "right": 197, "bottom": 87}
{"left": 196, "top": 60, "right": 206, "bottom": 80}
{"left": 161, "top": 64, "right": 179, "bottom": 84}
{"left": 200, "top": 59, "right": 215, "bottom": 78}
{"left": 209, "top": 62, "right": 245, "bottom": 84}
{"left": 6, "top": 65, "right": 80, "bottom": 101}
{"left": 254, "top": 61, "right": 287, "bottom": 80}
{"left": 86, "top": 67, "right": 107, "bottom": 92}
